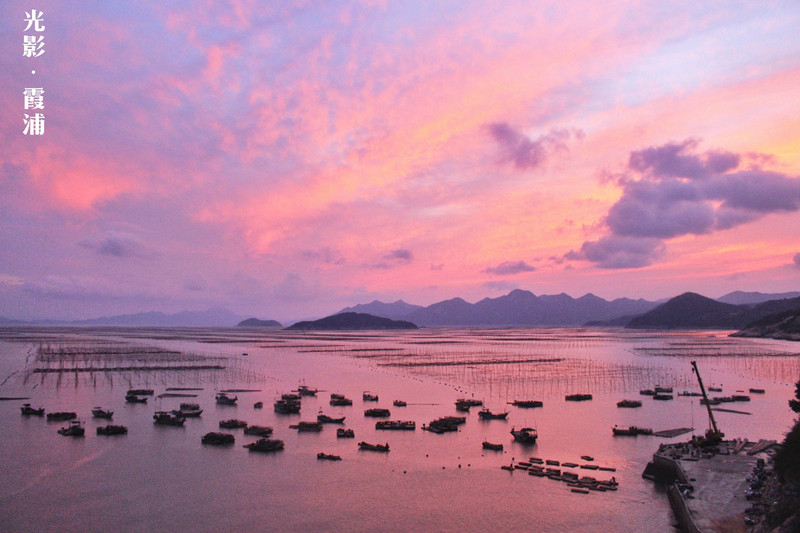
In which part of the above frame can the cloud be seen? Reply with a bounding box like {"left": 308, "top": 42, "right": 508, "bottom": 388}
{"left": 300, "top": 247, "right": 345, "bottom": 265}
{"left": 484, "top": 280, "right": 519, "bottom": 292}
{"left": 568, "top": 140, "right": 800, "bottom": 268}
{"left": 385, "top": 249, "right": 413, "bottom": 262}
{"left": 482, "top": 260, "right": 536, "bottom": 275}
{"left": 488, "top": 124, "right": 580, "bottom": 170}
{"left": 794, "top": 252, "right": 800, "bottom": 269}
{"left": 183, "top": 278, "right": 206, "bottom": 292}
{"left": 79, "top": 232, "right": 156, "bottom": 259}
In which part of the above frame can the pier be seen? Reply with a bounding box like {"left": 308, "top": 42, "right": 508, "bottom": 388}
{"left": 644, "top": 440, "right": 775, "bottom": 532}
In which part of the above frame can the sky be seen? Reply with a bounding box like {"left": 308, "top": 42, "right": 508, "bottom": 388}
{"left": 1, "top": 1, "right": 800, "bottom": 322}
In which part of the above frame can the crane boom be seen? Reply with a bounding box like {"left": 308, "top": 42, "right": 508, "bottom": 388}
{"left": 691, "top": 360, "right": 723, "bottom": 443}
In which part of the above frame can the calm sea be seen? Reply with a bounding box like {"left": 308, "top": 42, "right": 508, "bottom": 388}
{"left": 1, "top": 327, "right": 798, "bottom": 532}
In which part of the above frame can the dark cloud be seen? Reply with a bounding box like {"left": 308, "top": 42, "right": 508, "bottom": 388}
{"left": 430, "top": 263, "right": 444, "bottom": 271}
{"left": 488, "top": 123, "right": 580, "bottom": 170}
{"left": 79, "top": 233, "right": 155, "bottom": 259}
{"left": 565, "top": 236, "right": 664, "bottom": 269}
{"left": 794, "top": 252, "right": 800, "bottom": 269}
{"left": 385, "top": 249, "right": 413, "bottom": 262}
{"left": 482, "top": 260, "right": 536, "bottom": 275}
{"left": 300, "top": 247, "right": 345, "bottom": 265}
{"left": 567, "top": 140, "right": 800, "bottom": 269}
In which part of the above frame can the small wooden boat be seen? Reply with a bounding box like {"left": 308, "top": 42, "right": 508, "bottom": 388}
{"left": 652, "top": 394, "right": 673, "bottom": 401}
{"left": 47, "top": 411, "right": 77, "bottom": 421}
{"left": 253, "top": 401, "right": 264, "bottom": 409}
{"left": 127, "top": 389, "right": 154, "bottom": 396}
{"left": 679, "top": 391, "right": 702, "bottom": 397}
{"left": 297, "top": 384, "right": 319, "bottom": 397}
{"left": 639, "top": 389, "right": 655, "bottom": 396}
{"left": 358, "top": 441, "right": 389, "bottom": 452}
{"left": 244, "top": 425, "right": 273, "bottom": 437}
{"left": 173, "top": 407, "right": 203, "bottom": 417}
{"left": 363, "top": 392, "right": 379, "bottom": 402}
{"left": 612, "top": 425, "right": 653, "bottom": 436}
{"left": 393, "top": 400, "right": 407, "bottom": 407}
{"left": 510, "top": 427, "right": 538, "bottom": 444}
{"left": 290, "top": 421, "right": 323, "bottom": 432}
{"left": 274, "top": 399, "right": 301, "bottom": 414}
{"left": 654, "top": 386, "right": 673, "bottom": 393}
{"left": 616, "top": 400, "right": 642, "bottom": 408}
{"left": 317, "top": 452, "right": 342, "bottom": 461}
{"left": 482, "top": 441, "right": 503, "bottom": 451}
{"left": 282, "top": 393, "right": 301, "bottom": 401}
{"left": 749, "top": 388, "right": 765, "bottom": 394}
{"left": 455, "top": 400, "right": 471, "bottom": 412}
{"left": 580, "top": 455, "right": 594, "bottom": 461}
{"left": 317, "top": 413, "right": 346, "bottom": 424}
{"left": 364, "top": 408, "right": 391, "bottom": 417}
{"left": 508, "top": 400, "right": 543, "bottom": 408}
{"left": 202, "top": 432, "right": 235, "bottom": 445}
{"left": 97, "top": 424, "right": 127, "bottom": 435}
{"left": 500, "top": 464, "right": 514, "bottom": 471}
{"left": 91, "top": 407, "right": 114, "bottom": 419}
{"left": 330, "top": 397, "right": 353, "bottom": 406}
{"left": 708, "top": 386, "right": 723, "bottom": 392}
{"left": 244, "top": 438, "right": 284, "bottom": 453}
{"left": 125, "top": 394, "right": 148, "bottom": 404}
{"left": 375, "top": 420, "right": 415, "bottom": 430}
{"left": 337, "top": 428, "right": 355, "bottom": 438}
{"left": 153, "top": 411, "right": 185, "bottom": 426}
{"left": 215, "top": 392, "right": 238, "bottom": 405}
{"left": 565, "top": 394, "right": 592, "bottom": 402}
{"left": 58, "top": 420, "right": 85, "bottom": 437}
{"left": 456, "top": 398, "right": 482, "bottom": 407}
{"left": 219, "top": 419, "right": 247, "bottom": 429}
{"left": 477, "top": 408, "right": 508, "bottom": 420}
{"left": 20, "top": 403, "right": 44, "bottom": 416}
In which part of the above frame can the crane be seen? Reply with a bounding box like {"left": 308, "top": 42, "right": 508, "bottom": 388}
{"left": 691, "top": 360, "right": 724, "bottom": 446}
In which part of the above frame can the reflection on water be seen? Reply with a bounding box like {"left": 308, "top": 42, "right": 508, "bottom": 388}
{"left": 0, "top": 326, "right": 798, "bottom": 533}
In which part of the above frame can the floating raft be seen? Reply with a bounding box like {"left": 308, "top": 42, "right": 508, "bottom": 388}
{"left": 712, "top": 408, "right": 751, "bottom": 415}
{"left": 158, "top": 393, "right": 198, "bottom": 398}
{"left": 220, "top": 389, "right": 261, "bottom": 393}
{"left": 166, "top": 387, "right": 204, "bottom": 391}
{"left": 651, "top": 427, "right": 693, "bottom": 438}
{"left": 0, "top": 397, "right": 30, "bottom": 401}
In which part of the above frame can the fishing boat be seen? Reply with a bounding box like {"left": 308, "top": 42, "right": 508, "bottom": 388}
{"left": 565, "top": 394, "right": 592, "bottom": 402}
{"left": 282, "top": 393, "right": 301, "bottom": 401}
{"left": 46, "top": 411, "right": 77, "bottom": 421}
{"left": 375, "top": 420, "right": 415, "bottom": 430}
{"left": 580, "top": 456, "right": 594, "bottom": 461}
{"left": 20, "top": 403, "right": 44, "bottom": 416}
{"left": 253, "top": 401, "right": 263, "bottom": 409}
{"left": 202, "top": 432, "right": 235, "bottom": 445}
{"left": 422, "top": 416, "right": 465, "bottom": 434}
{"left": 639, "top": 389, "right": 655, "bottom": 396}
{"left": 244, "top": 425, "right": 273, "bottom": 437}
{"left": 274, "top": 399, "right": 301, "bottom": 414}
{"left": 219, "top": 419, "right": 247, "bottom": 429}
{"left": 290, "top": 421, "right": 323, "bottom": 432}
{"left": 652, "top": 394, "right": 673, "bottom": 401}
{"left": 678, "top": 391, "right": 702, "bottom": 397}
{"left": 329, "top": 396, "right": 353, "bottom": 406}
{"left": 510, "top": 427, "right": 538, "bottom": 444}
{"left": 317, "top": 452, "right": 342, "bottom": 461}
{"left": 127, "top": 389, "right": 154, "bottom": 396}
{"left": 477, "top": 408, "right": 508, "bottom": 420}
{"left": 153, "top": 411, "right": 185, "bottom": 426}
{"left": 455, "top": 400, "right": 471, "bottom": 412}
{"left": 97, "top": 424, "right": 128, "bottom": 435}
{"left": 358, "top": 441, "right": 389, "bottom": 452}
{"left": 508, "top": 400, "right": 543, "bottom": 408}
{"left": 363, "top": 392, "right": 379, "bottom": 402}
{"left": 215, "top": 392, "right": 238, "bottom": 405}
{"left": 749, "top": 388, "right": 765, "bottom": 394}
{"left": 91, "top": 407, "right": 114, "bottom": 419}
{"left": 297, "top": 384, "right": 319, "bottom": 397}
{"left": 317, "top": 413, "right": 346, "bottom": 424}
{"left": 616, "top": 400, "right": 642, "bottom": 408}
{"left": 173, "top": 405, "right": 203, "bottom": 417}
{"left": 57, "top": 420, "right": 85, "bottom": 437}
{"left": 364, "top": 408, "right": 391, "bottom": 417}
{"left": 654, "top": 386, "right": 673, "bottom": 393}
{"left": 612, "top": 425, "right": 653, "bottom": 436}
{"left": 482, "top": 441, "right": 504, "bottom": 451}
{"left": 337, "top": 428, "right": 355, "bottom": 438}
{"left": 244, "top": 438, "right": 284, "bottom": 453}
{"left": 393, "top": 400, "right": 407, "bottom": 407}
{"left": 456, "top": 398, "right": 482, "bottom": 407}
{"left": 125, "top": 394, "right": 148, "bottom": 404}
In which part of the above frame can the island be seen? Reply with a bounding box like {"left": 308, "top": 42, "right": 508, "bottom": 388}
{"left": 286, "top": 312, "right": 418, "bottom": 330}
{"left": 236, "top": 318, "right": 282, "bottom": 327}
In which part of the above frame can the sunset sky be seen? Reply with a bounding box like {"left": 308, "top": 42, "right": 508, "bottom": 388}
{"left": 2, "top": 1, "right": 800, "bottom": 322}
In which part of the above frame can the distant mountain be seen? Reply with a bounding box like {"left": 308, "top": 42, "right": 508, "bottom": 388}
{"left": 286, "top": 312, "right": 418, "bottom": 330}
{"left": 337, "top": 300, "right": 424, "bottom": 320}
{"left": 627, "top": 293, "right": 800, "bottom": 329}
{"left": 717, "top": 291, "right": 800, "bottom": 305}
{"left": 237, "top": 318, "right": 282, "bottom": 327}
{"left": 732, "top": 309, "right": 800, "bottom": 341}
{"left": 74, "top": 307, "right": 246, "bottom": 327}
{"left": 0, "top": 316, "right": 25, "bottom": 325}
{"left": 403, "top": 289, "right": 658, "bottom": 326}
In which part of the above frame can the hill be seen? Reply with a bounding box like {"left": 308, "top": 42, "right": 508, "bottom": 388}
{"left": 628, "top": 293, "right": 800, "bottom": 330}
{"left": 731, "top": 308, "right": 800, "bottom": 341}
{"left": 717, "top": 291, "right": 800, "bottom": 305}
{"left": 237, "top": 318, "right": 282, "bottom": 327}
{"left": 73, "top": 307, "right": 246, "bottom": 327}
{"left": 337, "top": 300, "right": 423, "bottom": 320}
{"left": 286, "top": 312, "right": 418, "bottom": 330}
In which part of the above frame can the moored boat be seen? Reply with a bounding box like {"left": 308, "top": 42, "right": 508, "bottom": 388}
{"left": 364, "top": 408, "right": 391, "bottom": 417}
{"left": 58, "top": 420, "right": 85, "bottom": 437}
{"left": 477, "top": 408, "right": 508, "bottom": 420}
{"left": 375, "top": 420, "right": 415, "bottom": 430}
{"left": 422, "top": 416, "right": 465, "bottom": 434}
{"left": 244, "top": 425, "right": 273, "bottom": 437}
{"left": 202, "top": 432, "right": 235, "bottom": 445}
{"left": 652, "top": 394, "right": 673, "bottom": 401}
{"left": 97, "top": 424, "right": 127, "bottom": 435}
{"left": 91, "top": 407, "right": 114, "bottom": 419}
{"left": 219, "top": 419, "right": 247, "bottom": 429}
{"left": 639, "top": 389, "right": 655, "bottom": 396}
{"left": 290, "top": 421, "right": 323, "bottom": 432}
{"left": 274, "top": 399, "right": 301, "bottom": 414}
{"left": 46, "top": 411, "right": 77, "bottom": 421}
{"left": 215, "top": 392, "right": 238, "bottom": 405}
{"left": 153, "top": 411, "right": 185, "bottom": 426}
{"left": 297, "top": 384, "right": 319, "bottom": 396}
{"left": 337, "top": 428, "right": 355, "bottom": 438}
{"left": 253, "top": 401, "right": 263, "bottom": 409}
{"left": 509, "top": 400, "right": 543, "bottom": 408}
{"left": 282, "top": 393, "right": 301, "bottom": 401}
{"left": 358, "top": 441, "right": 389, "bottom": 452}
{"left": 317, "top": 412, "right": 346, "bottom": 424}
{"left": 654, "top": 386, "right": 673, "bottom": 393}
{"left": 317, "top": 452, "right": 342, "bottom": 461}
{"left": 173, "top": 406, "right": 203, "bottom": 417}
{"left": 393, "top": 400, "right": 407, "bottom": 407}
{"left": 329, "top": 396, "right": 353, "bottom": 406}
{"left": 125, "top": 394, "right": 148, "bottom": 404}
{"left": 363, "top": 391, "right": 379, "bottom": 402}
{"left": 20, "top": 403, "right": 44, "bottom": 416}
{"left": 127, "top": 389, "right": 154, "bottom": 396}
{"left": 612, "top": 425, "right": 653, "bottom": 436}
{"left": 565, "top": 394, "right": 592, "bottom": 402}
{"left": 511, "top": 427, "right": 538, "bottom": 444}
{"left": 616, "top": 400, "right": 642, "bottom": 408}
{"left": 749, "top": 388, "right": 765, "bottom": 394}
{"left": 244, "top": 438, "right": 284, "bottom": 453}
{"left": 482, "top": 441, "right": 503, "bottom": 451}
